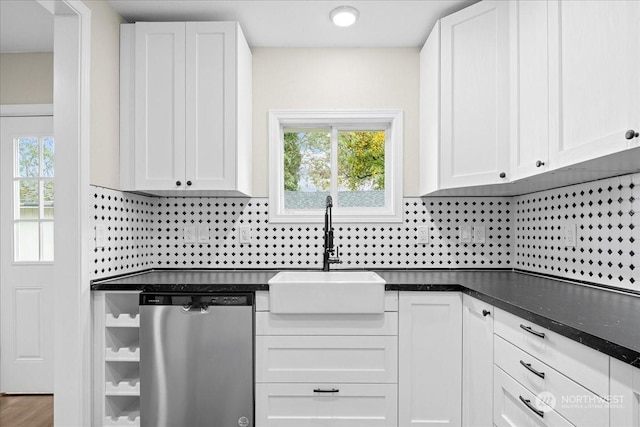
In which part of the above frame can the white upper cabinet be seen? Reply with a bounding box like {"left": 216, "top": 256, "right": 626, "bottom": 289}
{"left": 548, "top": 0, "right": 640, "bottom": 168}
{"left": 121, "top": 21, "right": 252, "bottom": 196}
{"left": 509, "top": 0, "right": 550, "bottom": 180}
{"left": 422, "top": 0, "right": 640, "bottom": 195}
{"left": 439, "top": 0, "right": 511, "bottom": 189}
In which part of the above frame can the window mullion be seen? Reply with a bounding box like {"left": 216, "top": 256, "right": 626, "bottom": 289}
{"left": 330, "top": 126, "right": 338, "bottom": 206}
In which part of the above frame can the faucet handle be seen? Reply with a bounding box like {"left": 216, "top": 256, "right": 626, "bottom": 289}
{"left": 330, "top": 245, "right": 342, "bottom": 264}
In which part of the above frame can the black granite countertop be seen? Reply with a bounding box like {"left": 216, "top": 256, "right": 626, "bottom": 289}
{"left": 92, "top": 268, "right": 640, "bottom": 367}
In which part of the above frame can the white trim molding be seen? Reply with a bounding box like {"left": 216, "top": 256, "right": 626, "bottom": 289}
{"left": 0, "top": 104, "right": 53, "bottom": 117}
{"left": 268, "top": 109, "right": 404, "bottom": 223}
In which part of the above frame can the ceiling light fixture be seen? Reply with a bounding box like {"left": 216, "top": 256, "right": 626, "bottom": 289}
{"left": 330, "top": 6, "right": 359, "bottom": 27}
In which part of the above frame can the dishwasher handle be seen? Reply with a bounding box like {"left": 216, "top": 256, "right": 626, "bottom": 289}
{"left": 181, "top": 304, "right": 210, "bottom": 314}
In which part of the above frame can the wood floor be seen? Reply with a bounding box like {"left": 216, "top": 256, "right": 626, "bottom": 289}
{"left": 0, "top": 394, "right": 53, "bottom": 427}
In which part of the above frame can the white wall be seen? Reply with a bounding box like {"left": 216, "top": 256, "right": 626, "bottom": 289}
{"left": 252, "top": 47, "right": 420, "bottom": 197}
{"left": 0, "top": 53, "right": 53, "bottom": 104}
{"left": 83, "top": 0, "right": 125, "bottom": 190}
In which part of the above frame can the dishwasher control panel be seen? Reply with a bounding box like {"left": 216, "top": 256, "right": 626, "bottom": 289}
{"left": 140, "top": 293, "right": 253, "bottom": 306}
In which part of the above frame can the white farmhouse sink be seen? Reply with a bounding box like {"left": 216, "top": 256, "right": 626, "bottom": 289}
{"left": 268, "top": 271, "right": 386, "bottom": 314}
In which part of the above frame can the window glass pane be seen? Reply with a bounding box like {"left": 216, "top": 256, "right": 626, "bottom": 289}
{"left": 17, "top": 138, "right": 40, "bottom": 177}
{"left": 283, "top": 129, "right": 331, "bottom": 210}
{"left": 15, "top": 222, "right": 39, "bottom": 262}
{"left": 42, "top": 137, "right": 54, "bottom": 177}
{"left": 337, "top": 130, "right": 386, "bottom": 208}
{"left": 43, "top": 180, "right": 54, "bottom": 219}
{"left": 17, "top": 180, "right": 39, "bottom": 220}
{"left": 41, "top": 222, "right": 54, "bottom": 261}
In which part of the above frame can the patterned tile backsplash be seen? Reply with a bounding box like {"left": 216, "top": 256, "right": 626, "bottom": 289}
{"left": 514, "top": 172, "right": 638, "bottom": 291}
{"left": 90, "top": 187, "right": 513, "bottom": 279}
{"left": 90, "top": 171, "right": 639, "bottom": 292}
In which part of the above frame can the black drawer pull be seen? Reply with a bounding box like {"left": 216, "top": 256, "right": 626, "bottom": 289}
{"left": 520, "top": 324, "right": 546, "bottom": 339}
{"left": 520, "top": 360, "right": 546, "bottom": 379}
{"left": 519, "top": 396, "right": 545, "bottom": 418}
{"left": 482, "top": 309, "right": 491, "bottom": 317}
{"left": 313, "top": 388, "right": 339, "bottom": 393}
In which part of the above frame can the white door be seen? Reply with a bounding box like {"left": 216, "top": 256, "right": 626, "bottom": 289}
{"left": 0, "top": 114, "right": 54, "bottom": 392}
{"left": 185, "top": 22, "right": 236, "bottom": 191}
{"left": 548, "top": 0, "right": 640, "bottom": 167}
{"left": 440, "top": 0, "right": 511, "bottom": 188}
{"left": 509, "top": 0, "right": 550, "bottom": 180}
{"left": 462, "top": 295, "right": 494, "bottom": 427}
{"left": 398, "top": 292, "right": 462, "bottom": 427}
{"left": 134, "top": 22, "right": 186, "bottom": 191}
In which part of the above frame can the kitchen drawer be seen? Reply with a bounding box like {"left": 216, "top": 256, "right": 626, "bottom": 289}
{"left": 255, "top": 290, "right": 399, "bottom": 312}
{"left": 255, "top": 383, "right": 397, "bottom": 426}
{"left": 494, "top": 366, "right": 575, "bottom": 427}
{"left": 255, "top": 311, "right": 398, "bottom": 336}
{"left": 495, "top": 335, "right": 609, "bottom": 427}
{"left": 493, "top": 307, "right": 609, "bottom": 398}
{"left": 256, "top": 335, "right": 397, "bottom": 384}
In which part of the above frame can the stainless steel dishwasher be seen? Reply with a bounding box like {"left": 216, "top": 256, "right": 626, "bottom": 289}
{"left": 140, "top": 293, "right": 254, "bottom": 427}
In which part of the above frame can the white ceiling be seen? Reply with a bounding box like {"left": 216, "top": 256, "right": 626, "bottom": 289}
{"left": 107, "top": 0, "right": 479, "bottom": 47}
{"left": 0, "top": 0, "right": 480, "bottom": 53}
{"left": 0, "top": 0, "right": 54, "bottom": 53}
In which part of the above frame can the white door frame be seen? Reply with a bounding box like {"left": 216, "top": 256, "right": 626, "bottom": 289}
{"left": 35, "top": 1, "right": 92, "bottom": 425}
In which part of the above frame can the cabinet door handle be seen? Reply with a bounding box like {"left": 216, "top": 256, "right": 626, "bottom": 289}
{"left": 176, "top": 181, "right": 182, "bottom": 187}
{"left": 625, "top": 129, "right": 639, "bottom": 140}
{"left": 519, "top": 396, "right": 545, "bottom": 418}
{"left": 186, "top": 180, "right": 192, "bottom": 186}
{"left": 313, "top": 388, "right": 339, "bottom": 393}
{"left": 520, "top": 324, "right": 545, "bottom": 339}
{"left": 499, "top": 172, "right": 507, "bottom": 179}
{"left": 535, "top": 160, "right": 545, "bottom": 167}
{"left": 482, "top": 309, "right": 491, "bottom": 317}
{"left": 520, "top": 360, "right": 546, "bottom": 379}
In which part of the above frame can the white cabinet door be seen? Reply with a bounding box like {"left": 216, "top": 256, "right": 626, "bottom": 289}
{"left": 548, "top": 0, "right": 640, "bottom": 168}
{"left": 610, "top": 358, "right": 640, "bottom": 427}
{"left": 440, "top": 0, "right": 510, "bottom": 188}
{"left": 399, "top": 292, "right": 462, "bottom": 427}
{"left": 255, "top": 335, "right": 398, "bottom": 384}
{"left": 134, "top": 22, "right": 186, "bottom": 191}
{"left": 256, "top": 383, "right": 398, "bottom": 427}
{"left": 185, "top": 22, "right": 236, "bottom": 191}
{"left": 510, "top": 0, "right": 550, "bottom": 180}
{"left": 462, "top": 295, "right": 493, "bottom": 427}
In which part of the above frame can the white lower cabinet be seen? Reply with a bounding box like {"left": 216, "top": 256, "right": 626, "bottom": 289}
{"left": 256, "top": 335, "right": 397, "bottom": 384}
{"left": 255, "top": 383, "right": 398, "bottom": 426}
{"left": 462, "top": 295, "right": 494, "bottom": 427}
{"left": 610, "top": 358, "right": 640, "bottom": 427}
{"left": 494, "top": 366, "right": 574, "bottom": 427}
{"left": 398, "top": 292, "right": 462, "bottom": 427}
{"left": 255, "top": 291, "right": 398, "bottom": 427}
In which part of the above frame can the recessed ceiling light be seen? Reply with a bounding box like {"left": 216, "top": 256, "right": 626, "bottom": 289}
{"left": 330, "top": 6, "right": 359, "bottom": 27}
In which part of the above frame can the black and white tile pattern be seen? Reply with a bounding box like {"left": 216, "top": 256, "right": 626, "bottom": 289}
{"left": 90, "top": 171, "right": 639, "bottom": 293}
{"left": 514, "top": 172, "right": 639, "bottom": 291}
{"left": 90, "top": 187, "right": 512, "bottom": 279}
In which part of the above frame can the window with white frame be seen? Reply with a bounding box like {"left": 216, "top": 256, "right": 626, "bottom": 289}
{"left": 13, "top": 135, "right": 55, "bottom": 262}
{"left": 269, "top": 110, "right": 403, "bottom": 223}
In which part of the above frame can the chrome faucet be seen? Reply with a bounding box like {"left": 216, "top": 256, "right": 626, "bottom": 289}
{"left": 323, "top": 195, "right": 341, "bottom": 271}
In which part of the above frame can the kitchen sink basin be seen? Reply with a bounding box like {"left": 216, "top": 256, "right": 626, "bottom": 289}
{"left": 268, "top": 271, "right": 386, "bottom": 314}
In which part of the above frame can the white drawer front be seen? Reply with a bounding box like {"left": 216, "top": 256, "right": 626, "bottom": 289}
{"left": 256, "top": 336, "right": 398, "bottom": 383}
{"left": 494, "top": 308, "right": 609, "bottom": 398}
{"left": 256, "top": 312, "right": 398, "bottom": 336}
{"left": 256, "top": 383, "right": 398, "bottom": 427}
{"left": 255, "top": 290, "right": 399, "bottom": 312}
{"left": 495, "top": 335, "right": 609, "bottom": 427}
{"left": 494, "top": 366, "right": 575, "bottom": 427}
